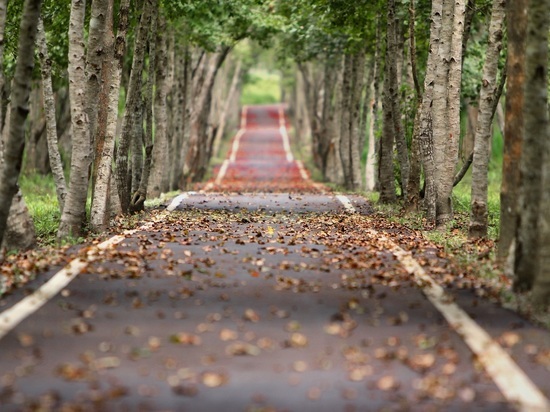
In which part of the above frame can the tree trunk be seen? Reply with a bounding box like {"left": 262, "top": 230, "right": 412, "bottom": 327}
{"left": 498, "top": 0, "right": 526, "bottom": 260}
{"left": 116, "top": 0, "right": 154, "bottom": 213}
{"left": 131, "top": 5, "right": 159, "bottom": 213}
{"left": 147, "top": 13, "right": 169, "bottom": 199}
{"left": 365, "top": 20, "right": 382, "bottom": 192}
{"left": 0, "top": 0, "right": 42, "bottom": 246}
{"left": 170, "top": 42, "right": 188, "bottom": 190}
{"left": 514, "top": 0, "right": 549, "bottom": 293}
{"left": 432, "top": 0, "right": 466, "bottom": 228}
{"left": 468, "top": 0, "right": 506, "bottom": 238}
{"left": 387, "top": 0, "right": 409, "bottom": 196}
{"left": 532, "top": 0, "right": 550, "bottom": 309}
{"left": 85, "top": 0, "right": 108, "bottom": 147}
{"left": 37, "top": 18, "right": 67, "bottom": 213}
{"left": 348, "top": 52, "right": 366, "bottom": 191}
{"left": 90, "top": 0, "right": 130, "bottom": 232}
{"left": 183, "top": 48, "right": 230, "bottom": 185}
{"left": 379, "top": 54, "right": 397, "bottom": 204}
{"left": 339, "top": 54, "right": 353, "bottom": 189}
{"left": 58, "top": 0, "right": 91, "bottom": 241}
{"left": 0, "top": 0, "right": 6, "bottom": 131}
{"left": 405, "top": 0, "right": 422, "bottom": 210}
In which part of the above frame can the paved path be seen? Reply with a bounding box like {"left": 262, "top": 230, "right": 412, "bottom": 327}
{"left": 1, "top": 105, "right": 550, "bottom": 411}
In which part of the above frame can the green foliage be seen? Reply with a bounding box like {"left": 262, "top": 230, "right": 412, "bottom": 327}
{"left": 19, "top": 174, "right": 61, "bottom": 246}
{"left": 241, "top": 69, "right": 281, "bottom": 105}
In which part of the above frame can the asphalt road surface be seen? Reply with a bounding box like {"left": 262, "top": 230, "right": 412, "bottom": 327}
{"left": 1, "top": 105, "right": 550, "bottom": 412}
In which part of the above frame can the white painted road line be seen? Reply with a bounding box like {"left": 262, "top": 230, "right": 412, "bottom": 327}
{"left": 296, "top": 160, "right": 310, "bottom": 180}
{"left": 279, "top": 127, "right": 294, "bottom": 162}
{"left": 335, "top": 195, "right": 550, "bottom": 412}
{"left": 229, "top": 129, "right": 245, "bottom": 163}
{"left": 167, "top": 191, "right": 195, "bottom": 211}
{"left": 215, "top": 160, "right": 230, "bottom": 185}
{"left": 0, "top": 216, "right": 163, "bottom": 341}
{"left": 335, "top": 194, "right": 357, "bottom": 213}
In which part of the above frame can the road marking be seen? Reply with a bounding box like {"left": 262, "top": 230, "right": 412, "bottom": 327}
{"left": 215, "top": 160, "right": 230, "bottom": 185}
{"left": 279, "top": 127, "right": 294, "bottom": 162}
{"left": 166, "top": 191, "right": 195, "bottom": 211}
{"left": 335, "top": 195, "right": 550, "bottom": 412}
{"left": 335, "top": 194, "right": 357, "bottom": 213}
{"left": 278, "top": 106, "right": 294, "bottom": 162}
{"left": 229, "top": 129, "right": 245, "bottom": 163}
{"left": 296, "top": 160, "right": 309, "bottom": 180}
{"left": 0, "top": 217, "right": 162, "bottom": 341}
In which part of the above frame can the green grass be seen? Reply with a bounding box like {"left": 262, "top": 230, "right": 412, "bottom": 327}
{"left": 241, "top": 69, "right": 281, "bottom": 105}
{"left": 19, "top": 174, "right": 61, "bottom": 246}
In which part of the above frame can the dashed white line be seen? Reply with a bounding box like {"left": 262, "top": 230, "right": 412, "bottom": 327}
{"left": 278, "top": 106, "right": 294, "bottom": 162}
{"left": 335, "top": 195, "right": 550, "bottom": 412}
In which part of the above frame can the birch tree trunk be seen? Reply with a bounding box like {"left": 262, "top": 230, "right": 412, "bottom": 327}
{"left": 365, "top": 20, "right": 382, "bottom": 192}
{"left": 147, "top": 13, "right": 169, "bottom": 199}
{"left": 417, "top": 0, "right": 442, "bottom": 224}
{"left": 432, "top": 0, "right": 466, "bottom": 228}
{"left": 0, "top": 0, "right": 42, "bottom": 246}
{"left": 116, "top": 0, "right": 153, "bottom": 213}
{"left": 85, "top": 0, "right": 108, "bottom": 146}
{"left": 37, "top": 18, "right": 67, "bottom": 213}
{"left": 498, "top": 0, "right": 526, "bottom": 260}
{"left": 468, "top": 0, "right": 506, "bottom": 238}
{"left": 349, "top": 52, "right": 366, "bottom": 190}
{"left": 514, "top": 0, "right": 549, "bottom": 292}
{"left": 58, "top": 0, "right": 91, "bottom": 240}
{"left": 90, "top": 0, "right": 130, "bottom": 231}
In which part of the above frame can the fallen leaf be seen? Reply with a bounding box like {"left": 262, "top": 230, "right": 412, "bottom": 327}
{"left": 202, "top": 371, "right": 228, "bottom": 388}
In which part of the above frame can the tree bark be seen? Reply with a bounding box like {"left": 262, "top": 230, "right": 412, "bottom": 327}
{"left": 339, "top": 54, "right": 353, "bottom": 189}
{"left": 405, "top": 0, "right": 422, "bottom": 210}
{"left": 58, "top": 0, "right": 91, "bottom": 241}
{"left": 515, "top": 0, "right": 549, "bottom": 293}
{"left": 131, "top": 5, "right": 159, "bottom": 213}
{"left": 365, "top": 20, "right": 382, "bottom": 192}
{"left": 349, "top": 52, "right": 366, "bottom": 191}
{"left": 85, "top": 0, "right": 108, "bottom": 146}
{"left": 0, "top": 0, "right": 42, "bottom": 246}
{"left": 498, "top": 0, "right": 526, "bottom": 260}
{"left": 116, "top": 0, "right": 154, "bottom": 213}
{"left": 468, "top": 0, "right": 506, "bottom": 238}
{"left": 0, "top": 0, "right": 6, "bottom": 131}
{"left": 90, "top": 0, "right": 130, "bottom": 231}
{"left": 432, "top": 0, "right": 466, "bottom": 228}
{"left": 37, "top": 18, "right": 67, "bottom": 213}
{"left": 379, "top": 53, "right": 397, "bottom": 204}
{"left": 387, "top": 0, "right": 409, "bottom": 197}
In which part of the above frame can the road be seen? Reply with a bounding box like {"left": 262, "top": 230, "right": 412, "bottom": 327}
{"left": 1, "top": 104, "right": 550, "bottom": 411}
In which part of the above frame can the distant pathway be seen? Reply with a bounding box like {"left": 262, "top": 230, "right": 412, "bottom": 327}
{"left": 1, "top": 105, "right": 550, "bottom": 411}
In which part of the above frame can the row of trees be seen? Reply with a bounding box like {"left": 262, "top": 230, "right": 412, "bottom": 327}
{"left": 278, "top": 0, "right": 549, "bottom": 309}
{"left": 0, "top": 0, "right": 277, "bottom": 247}
{"left": 0, "top": 0, "right": 549, "bottom": 309}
